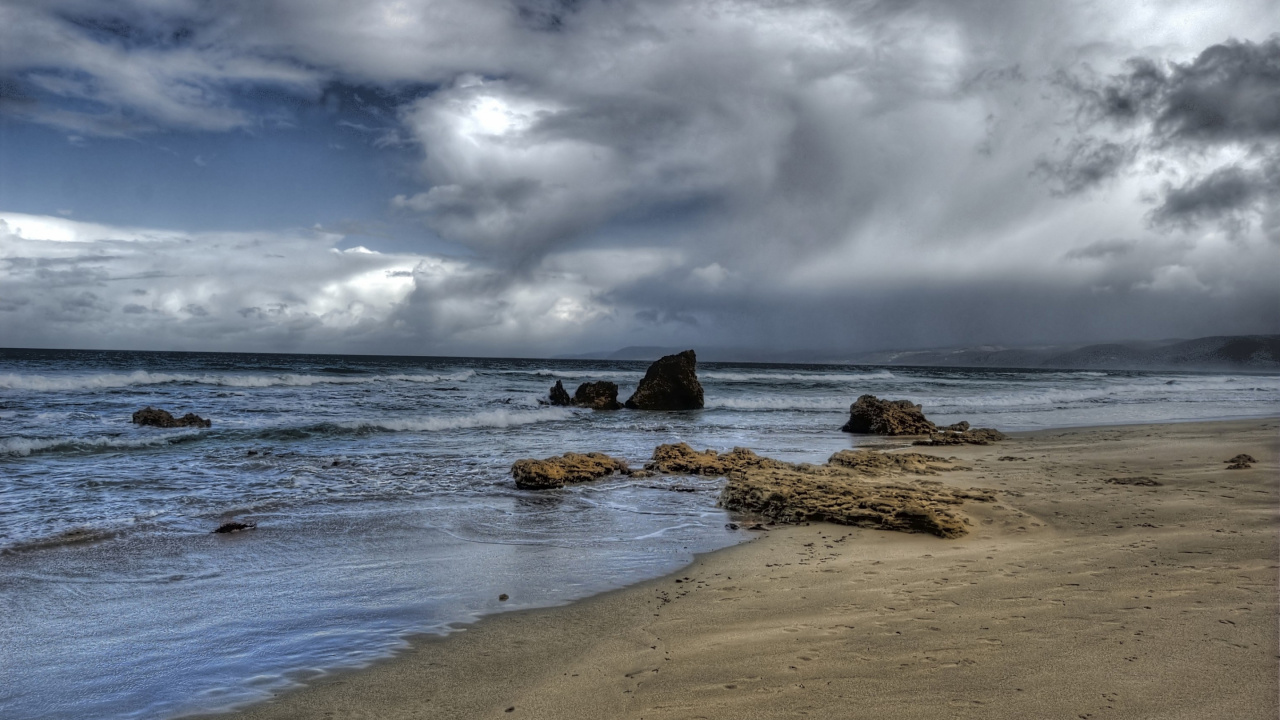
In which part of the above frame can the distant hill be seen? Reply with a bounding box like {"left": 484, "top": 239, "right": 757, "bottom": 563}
{"left": 558, "top": 335, "right": 1280, "bottom": 371}
{"left": 844, "top": 335, "right": 1280, "bottom": 371}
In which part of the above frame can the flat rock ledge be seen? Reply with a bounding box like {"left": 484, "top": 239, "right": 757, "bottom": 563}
{"left": 132, "top": 406, "right": 212, "bottom": 428}
{"left": 511, "top": 452, "right": 632, "bottom": 490}
{"left": 643, "top": 442, "right": 787, "bottom": 476}
{"left": 722, "top": 449, "right": 994, "bottom": 538}
{"left": 514, "top": 443, "right": 995, "bottom": 538}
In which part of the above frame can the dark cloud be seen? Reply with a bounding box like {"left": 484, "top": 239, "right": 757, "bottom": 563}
{"left": 1150, "top": 164, "right": 1276, "bottom": 232}
{"left": 1, "top": 3, "right": 1278, "bottom": 354}
{"left": 1063, "top": 239, "right": 1137, "bottom": 260}
{"left": 1034, "top": 139, "right": 1137, "bottom": 195}
{"left": 1047, "top": 35, "right": 1280, "bottom": 235}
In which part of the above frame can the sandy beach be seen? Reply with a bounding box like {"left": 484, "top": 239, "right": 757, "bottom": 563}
{"left": 213, "top": 418, "right": 1278, "bottom": 720}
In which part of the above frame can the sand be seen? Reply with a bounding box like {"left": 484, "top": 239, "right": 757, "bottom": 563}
{"left": 213, "top": 419, "right": 1278, "bottom": 720}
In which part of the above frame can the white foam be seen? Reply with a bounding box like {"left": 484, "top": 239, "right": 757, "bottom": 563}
{"left": 339, "top": 407, "right": 574, "bottom": 433}
{"left": 498, "top": 369, "right": 641, "bottom": 380}
{"left": 700, "top": 370, "right": 895, "bottom": 382}
{"left": 703, "top": 397, "right": 850, "bottom": 410}
{"left": 0, "top": 432, "right": 201, "bottom": 457}
{"left": 0, "top": 370, "right": 475, "bottom": 391}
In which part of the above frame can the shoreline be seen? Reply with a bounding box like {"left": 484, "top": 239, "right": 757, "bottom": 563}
{"left": 202, "top": 417, "right": 1279, "bottom": 720}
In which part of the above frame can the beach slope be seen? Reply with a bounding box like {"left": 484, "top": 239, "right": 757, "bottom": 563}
{"left": 216, "top": 419, "right": 1278, "bottom": 720}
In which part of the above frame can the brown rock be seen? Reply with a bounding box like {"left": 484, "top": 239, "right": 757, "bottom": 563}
{"left": 132, "top": 407, "right": 212, "bottom": 428}
{"left": 914, "top": 427, "right": 1007, "bottom": 446}
{"left": 840, "top": 395, "right": 936, "bottom": 435}
{"left": 644, "top": 443, "right": 786, "bottom": 476}
{"left": 511, "top": 452, "right": 631, "bottom": 490}
{"left": 827, "top": 449, "right": 970, "bottom": 474}
{"left": 720, "top": 451, "right": 990, "bottom": 538}
{"left": 1224, "top": 453, "right": 1256, "bottom": 469}
{"left": 624, "top": 350, "right": 704, "bottom": 410}
{"left": 573, "top": 381, "right": 623, "bottom": 410}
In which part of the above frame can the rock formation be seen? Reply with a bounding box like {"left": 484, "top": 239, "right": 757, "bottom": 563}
{"left": 624, "top": 350, "right": 704, "bottom": 410}
{"left": 644, "top": 443, "right": 786, "bottom": 476}
{"left": 546, "top": 379, "right": 623, "bottom": 410}
{"left": 132, "top": 407, "right": 212, "bottom": 428}
{"left": 840, "top": 395, "right": 936, "bottom": 435}
{"left": 548, "top": 380, "right": 573, "bottom": 406}
{"left": 572, "top": 381, "right": 623, "bottom": 410}
{"left": 913, "top": 427, "right": 1008, "bottom": 446}
{"left": 720, "top": 449, "right": 993, "bottom": 538}
{"left": 1225, "top": 453, "right": 1256, "bottom": 469}
{"left": 841, "top": 395, "right": 1004, "bottom": 443}
{"left": 511, "top": 452, "right": 632, "bottom": 490}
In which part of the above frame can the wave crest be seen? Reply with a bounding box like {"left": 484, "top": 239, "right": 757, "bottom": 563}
{"left": 336, "top": 407, "right": 575, "bottom": 433}
{"left": 0, "top": 370, "right": 475, "bottom": 391}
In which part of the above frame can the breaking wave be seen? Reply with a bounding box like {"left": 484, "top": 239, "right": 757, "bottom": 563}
{"left": 0, "top": 432, "right": 205, "bottom": 457}
{"left": 0, "top": 370, "right": 475, "bottom": 391}
{"left": 334, "top": 407, "right": 575, "bottom": 433}
{"left": 700, "top": 370, "right": 895, "bottom": 382}
{"left": 703, "top": 397, "right": 851, "bottom": 410}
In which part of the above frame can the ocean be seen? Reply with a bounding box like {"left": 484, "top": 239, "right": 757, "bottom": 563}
{"left": 2, "top": 348, "right": 1277, "bottom": 719}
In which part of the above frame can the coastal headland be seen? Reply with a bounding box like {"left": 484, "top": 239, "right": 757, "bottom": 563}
{"left": 213, "top": 418, "right": 1278, "bottom": 720}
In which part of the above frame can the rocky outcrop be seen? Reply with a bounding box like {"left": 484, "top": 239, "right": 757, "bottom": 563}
{"left": 132, "top": 407, "right": 212, "bottom": 428}
{"left": 1225, "top": 453, "right": 1256, "bottom": 470}
{"left": 827, "top": 449, "right": 970, "bottom": 474}
{"left": 840, "top": 395, "right": 935, "bottom": 435}
{"left": 913, "top": 427, "right": 1008, "bottom": 446}
{"left": 644, "top": 443, "right": 787, "bottom": 476}
{"left": 573, "top": 381, "right": 623, "bottom": 410}
{"left": 624, "top": 350, "right": 704, "bottom": 410}
{"left": 720, "top": 449, "right": 992, "bottom": 539}
{"left": 841, "top": 395, "right": 1004, "bottom": 444}
{"left": 511, "top": 452, "right": 631, "bottom": 490}
{"left": 546, "top": 380, "right": 623, "bottom": 410}
{"left": 548, "top": 380, "right": 573, "bottom": 406}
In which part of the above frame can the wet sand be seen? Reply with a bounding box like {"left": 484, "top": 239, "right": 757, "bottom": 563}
{"left": 213, "top": 418, "right": 1278, "bottom": 720}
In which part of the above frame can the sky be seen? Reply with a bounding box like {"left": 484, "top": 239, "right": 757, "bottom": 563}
{"left": 0, "top": 0, "right": 1277, "bottom": 357}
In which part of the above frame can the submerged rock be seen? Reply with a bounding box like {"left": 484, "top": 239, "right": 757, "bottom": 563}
{"left": 840, "top": 395, "right": 935, "bottom": 435}
{"left": 572, "top": 381, "right": 623, "bottom": 410}
{"left": 624, "top": 350, "right": 704, "bottom": 410}
{"left": 548, "top": 380, "right": 573, "bottom": 406}
{"left": 644, "top": 442, "right": 786, "bottom": 476}
{"left": 511, "top": 452, "right": 631, "bottom": 490}
{"left": 213, "top": 521, "right": 255, "bottom": 534}
{"left": 720, "top": 449, "right": 991, "bottom": 539}
{"left": 132, "top": 406, "right": 212, "bottom": 428}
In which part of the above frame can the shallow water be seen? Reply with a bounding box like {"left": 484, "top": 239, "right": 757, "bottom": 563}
{"left": 1, "top": 348, "right": 1277, "bottom": 719}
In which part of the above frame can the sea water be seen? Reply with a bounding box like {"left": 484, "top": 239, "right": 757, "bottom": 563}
{"left": 1, "top": 348, "right": 1277, "bottom": 719}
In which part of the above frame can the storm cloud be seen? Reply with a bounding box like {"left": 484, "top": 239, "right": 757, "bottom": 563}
{"left": 0, "top": 1, "right": 1276, "bottom": 354}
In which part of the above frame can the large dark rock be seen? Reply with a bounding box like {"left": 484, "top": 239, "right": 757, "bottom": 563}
{"left": 624, "top": 350, "right": 704, "bottom": 410}
{"left": 548, "top": 380, "right": 573, "bottom": 406}
{"left": 132, "top": 406, "right": 211, "bottom": 428}
{"left": 840, "top": 395, "right": 935, "bottom": 435}
{"left": 546, "top": 379, "right": 622, "bottom": 409}
{"left": 573, "top": 381, "right": 623, "bottom": 410}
